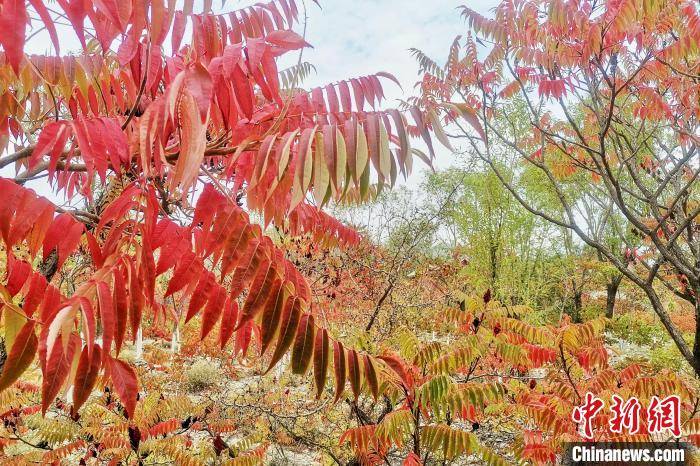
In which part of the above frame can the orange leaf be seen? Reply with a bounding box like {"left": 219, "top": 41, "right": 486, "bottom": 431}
{"left": 363, "top": 355, "right": 379, "bottom": 400}
{"left": 260, "top": 283, "right": 289, "bottom": 355}
{"left": 347, "top": 350, "right": 362, "bottom": 400}
{"left": 266, "top": 297, "right": 301, "bottom": 372}
{"left": 237, "top": 263, "right": 278, "bottom": 328}
{"left": 291, "top": 314, "right": 315, "bottom": 375}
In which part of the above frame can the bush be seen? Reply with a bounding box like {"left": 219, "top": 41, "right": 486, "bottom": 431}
{"left": 184, "top": 359, "right": 221, "bottom": 392}
{"left": 649, "top": 342, "right": 686, "bottom": 372}
{"left": 609, "top": 311, "right": 667, "bottom": 347}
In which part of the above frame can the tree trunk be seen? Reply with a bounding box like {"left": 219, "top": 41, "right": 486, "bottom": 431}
{"left": 38, "top": 249, "right": 59, "bottom": 282}
{"left": 605, "top": 275, "right": 622, "bottom": 319}
{"left": 135, "top": 327, "right": 143, "bottom": 360}
{"left": 694, "top": 289, "right": 700, "bottom": 369}
{"left": 644, "top": 286, "right": 700, "bottom": 377}
{"left": 170, "top": 323, "right": 180, "bottom": 354}
{"left": 489, "top": 243, "right": 498, "bottom": 295}
{"left": 571, "top": 291, "right": 582, "bottom": 323}
{"left": 412, "top": 407, "right": 421, "bottom": 457}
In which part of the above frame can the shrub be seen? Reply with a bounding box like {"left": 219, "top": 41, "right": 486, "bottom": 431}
{"left": 184, "top": 360, "right": 221, "bottom": 393}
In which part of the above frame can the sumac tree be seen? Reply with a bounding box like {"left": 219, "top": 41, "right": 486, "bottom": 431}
{"left": 416, "top": 0, "right": 700, "bottom": 376}
{"left": 340, "top": 294, "right": 700, "bottom": 465}
{"left": 0, "top": 0, "right": 442, "bottom": 429}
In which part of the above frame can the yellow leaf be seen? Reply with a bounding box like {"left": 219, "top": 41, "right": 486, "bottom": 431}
{"left": 355, "top": 122, "right": 368, "bottom": 185}
{"left": 277, "top": 129, "right": 299, "bottom": 180}
{"left": 378, "top": 119, "right": 391, "bottom": 180}
{"left": 2, "top": 302, "right": 27, "bottom": 351}
{"left": 290, "top": 126, "right": 316, "bottom": 212}
{"left": 335, "top": 127, "right": 347, "bottom": 195}
{"left": 313, "top": 132, "right": 330, "bottom": 206}
{"left": 428, "top": 109, "right": 453, "bottom": 151}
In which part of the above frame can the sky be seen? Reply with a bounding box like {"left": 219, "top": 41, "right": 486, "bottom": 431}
{"left": 293, "top": 0, "right": 500, "bottom": 185}
{"left": 5, "top": 0, "right": 501, "bottom": 199}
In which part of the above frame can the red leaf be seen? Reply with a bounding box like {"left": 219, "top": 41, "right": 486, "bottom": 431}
{"left": 53, "top": 0, "right": 87, "bottom": 48}
{"left": 172, "top": 11, "right": 186, "bottom": 54}
{"left": 0, "top": 0, "right": 28, "bottom": 73}
{"left": 313, "top": 328, "right": 329, "bottom": 398}
{"left": 28, "top": 0, "right": 59, "bottom": 54}
{"left": 376, "top": 71, "right": 402, "bottom": 90}
{"left": 377, "top": 353, "right": 414, "bottom": 389}
{"left": 350, "top": 79, "right": 365, "bottom": 112}
{"left": 403, "top": 452, "right": 423, "bottom": 466}
{"left": 42, "top": 333, "right": 78, "bottom": 415}
{"left": 43, "top": 213, "right": 84, "bottom": 270}
{"left": 260, "top": 283, "right": 288, "bottom": 355}
{"left": 338, "top": 80, "right": 352, "bottom": 113}
{"left": 261, "top": 49, "right": 281, "bottom": 104}
{"left": 113, "top": 268, "right": 129, "bottom": 355}
{"left": 0, "top": 179, "right": 22, "bottom": 243}
{"left": 231, "top": 64, "right": 254, "bottom": 119}
{"left": 166, "top": 251, "right": 199, "bottom": 297}
{"left": 234, "top": 320, "right": 255, "bottom": 357}
{"left": 128, "top": 260, "right": 144, "bottom": 341}
{"left": 5, "top": 256, "right": 30, "bottom": 296}
{"left": 96, "top": 184, "right": 140, "bottom": 233}
{"left": 107, "top": 356, "right": 138, "bottom": 418}
{"left": 410, "top": 106, "right": 435, "bottom": 158}
{"left": 333, "top": 340, "right": 347, "bottom": 403}
{"left": 23, "top": 272, "right": 47, "bottom": 318}
{"left": 8, "top": 192, "right": 52, "bottom": 248}
{"left": 185, "top": 271, "right": 214, "bottom": 323}
{"left": 117, "top": 27, "right": 140, "bottom": 66}
{"left": 219, "top": 298, "right": 239, "bottom": 349}
{"left": 170, "top": 90, "right": 207, "bottom": 193}
{"left": 72, "top": 344, "right": 102, "bottom": 414}
{"left": 97, "top": 281, "right": 115, "bottom": 357}
{"left": 185, "top": 64, "right": 213, "bottom": 124}
{"left": 347, "top": 350, "right": 362, "bottom": 399}
{"left": 193, "top": 183, "right": 225, "bottom": 231}
{"left": 219, "top": 222, "right": 253, "bottom": 278}
{"left": 451, "top": 102, "right": 486, "bottom": 141}
{"left": 265, "top": 30, "right": 311, "bottom": 50}
{"left": 149, "top": 0, "right": 168, "bottom": 45}
{"left": 200, "top": 286, "right": 227, "bottom": 340}
{"left": 325, "top": 84, "right": 339, "bottom": 114}
{"left": 94, "top": 0, "right": 132, "bottom": 31}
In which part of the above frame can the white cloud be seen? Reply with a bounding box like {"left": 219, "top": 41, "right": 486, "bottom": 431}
{"left": 288, "top": 0, "right": 500, "bottom": 188}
